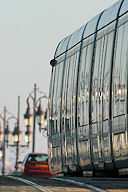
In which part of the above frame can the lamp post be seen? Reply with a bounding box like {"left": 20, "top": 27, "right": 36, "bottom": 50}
{"left": 24, "top": 99, "right": 33, "bottom": 148}
{"left": 2, "top": 106, "right": 8, "bottom": 175}
{"left": 11, "top": 96, "right": 30, "bottom": 173}
{"left": 12, "top": 96, "right": 22, "bottom": 172}
{"left": 24, "top": 83, "right": 48, "bottom": 152}
{"left": 0, "top": 106, "right": 13, "bottom": 175}
{"left": 0, "top": 96, "right": 31, "bottom": 175}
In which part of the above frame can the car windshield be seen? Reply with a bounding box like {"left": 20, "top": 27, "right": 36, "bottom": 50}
{"left": 27, "top": 154, "right": 48, "bottom": 162}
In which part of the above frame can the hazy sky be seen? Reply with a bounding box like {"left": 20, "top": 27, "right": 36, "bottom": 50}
{"left": 0, "top": 0, "right": 118, "bottom": 172}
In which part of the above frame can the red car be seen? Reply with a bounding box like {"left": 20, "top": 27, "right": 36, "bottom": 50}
{"left": 21, "top": 153, "right": 56, "bottom": 177}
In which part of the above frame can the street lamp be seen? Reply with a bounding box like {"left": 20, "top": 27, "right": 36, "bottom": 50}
{"left": 0, "top": 106, "right": 19, "bottom": 175}
{"left": 0, "top": 96, "right": 31, "bottom": 175}
{"left": 4, "top": 121, "right": 12, "bottom": 146}
{"left": 0, "top": 123, "right": 3, "bottom": 143}
{"left": 12, "top": 123, "right": 22, "bottom": 143}
{"left": 0, "top": 144, "right": 3, "bottom": 159}
{"left": 24, "top": 83, "right": 48, "bottom": 152}
{"left": 24, "top": 101, "right": 33, "bottom": 127}
{"left": 36, "top": 101, "right": 45, "bottom": 132}
{"left": 24, "top": 100, "right": 33, "bottom": 146}
{"left": 25, "top": 126, "right": 32, "bottom": 145}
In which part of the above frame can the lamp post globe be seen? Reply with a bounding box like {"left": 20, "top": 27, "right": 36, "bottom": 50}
{"left": 36, "top": 101, "right": 45, "bottom": 132}
{"left": 25, "top": 126, "right": 32, "bottom": 146}
{"left": 4, "top": 121, "right": 12, "bottom": 145}
{"left": 0, "top": 147, "right": 2, "bottom": 159}
{"left": 0, "top": 123, "right": 3, "bottom": 143}
{"left": 24, "top": 102, "right": 33, "bottom": 127}
{"left": 12, "top": 123, "right": 22, "bottom": 143}
{"left": 43, "top": 110, "right": 47, "bottom": 127}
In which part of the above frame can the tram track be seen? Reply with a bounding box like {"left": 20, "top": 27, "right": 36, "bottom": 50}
{"left": 50, "top": 177, "right": 108, "bottom": 192}
{"left": 7, "top": 175, "right": 108, "bottom": 192}
{"left": 7, "top": 176, "right": 52, "bottom": 192}
{"left": 1, "top": 175, "right": 128, "bottom": 191}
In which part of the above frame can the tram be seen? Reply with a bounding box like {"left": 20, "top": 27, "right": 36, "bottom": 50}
{"left": 47, "top": 0, "right": 128, "bottom": 176}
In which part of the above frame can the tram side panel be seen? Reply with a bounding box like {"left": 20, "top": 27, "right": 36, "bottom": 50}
{"left": 112, "top": 13, "right": 128, "bottom": 172}
{"left": 61, "top": 49, "right": 81, "bottom": 173}
{"left": 77, "top": 42, "right": 93, "bottom": 171}
{"left": 91, "top": 27, "right": 115, "bottom": 171}
{"left": 61, "top": 56, "right": 75, "bottom": 172}
{"left": 48, "top": 59, "right": 65, "bottom": 174}
{"left": 77, "top": 18, "right": 116, "bottom": 173}
{"left": 61, "top": 57, "right": 71, "bottom": 170}
{"left": 48, "top": 65, "right": 56, "bottom": 173}
{"left": 48, "top": 0, "right": 128, "bottom": 176}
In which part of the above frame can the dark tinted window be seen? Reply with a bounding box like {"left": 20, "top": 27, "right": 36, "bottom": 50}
{"left": 27, "top": 154, "right": 48, "bottom": 162}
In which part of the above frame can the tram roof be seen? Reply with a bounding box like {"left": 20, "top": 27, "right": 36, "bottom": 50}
{"left": 54, "top": 0, "right": 127, "bottom": 59}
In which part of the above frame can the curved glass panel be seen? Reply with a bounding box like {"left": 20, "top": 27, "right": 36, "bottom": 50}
{"left": 54, "top": 35, "right": 71, "bottom": 58}
{"left": 113, "top": 22, "right": 128, "bottom": 117}
{"left": 54, "top": 1, "right": 122, "bottom": 59}
{"left": 83, "top": 14, "right": 101, "bottom": 38}
{"left": 119, "top": 0, "right": 128, "bottom": 16}
{"left": 98, "top": 1, "right": 122, "bottom": 30}
{"left": 68, "top": 25, "right": 86, "bottom": 49}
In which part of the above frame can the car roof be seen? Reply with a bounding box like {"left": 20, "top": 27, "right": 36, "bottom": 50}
{"left": 28, "top": 152, "right": 48, "bottom": 155}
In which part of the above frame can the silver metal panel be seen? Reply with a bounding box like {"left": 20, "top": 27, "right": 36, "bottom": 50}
{"left": 119, "top": 0, "right": 128, "bottom": 16}
{"left": 98, "top": 0, "right": 121, "bottom": 30}
{"left": 54, "top": 35, "right": 71, "bottom": 58}
{"left": 83, "top": 14, "right": 101, "bottom": 38}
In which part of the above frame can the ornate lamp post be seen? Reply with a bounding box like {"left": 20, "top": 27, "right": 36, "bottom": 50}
{"left": 24, "top": 99, "right": 33, "bottom": 148}
{"left": 0, "top": 105, "right": 18, "bottom": 175}
{"left": 36, "top": 101, "right": 45, "bottom": 132}
{"left": 24, "top": 83, "right": 48, "bottom": 152}
{"left": 12, "top": 123, "right": 22, "bottom": 172}
{"left": 0, "top": 106, "right": 9, "bottom": 175}
{"left": 0, "top": 96, "right": 31, "bottom": 175}
{"left": 0, "top": 123, "right": 3, "bottom": 143}
{"left": 4, "top": 121, "right": 12, "bottom": 147}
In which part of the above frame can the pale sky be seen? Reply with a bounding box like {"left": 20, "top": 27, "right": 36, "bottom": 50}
{"left": 0, "top": 0, "right": 118, "bottom": 173}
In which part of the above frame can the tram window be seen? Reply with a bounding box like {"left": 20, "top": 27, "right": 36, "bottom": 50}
{"left": 72, "top": 52, "right": 79, "bottom": 130}
{"left": 49, "top": 67, "right": 56, "bottom": 135}
{"left": 78, "top": 46, "right": 87, "bottom": 126}
{"left": 103, "top": 32, "right": 114, "bottom": 120}
{"left": 52, "top": 64, "right": 60, "bottom": 134}
{"left": 49, "top": 68, "right": 55, "bottom": 109}
{"left": 113, "top": 22, "right": 128, "bottom": 117}
{"left": 67, "top": 53, "right": 78, "bottom": 128}
{"left": 50, "top": 67, "right": 57, "bottom": 135}
{"left": 66, "top": 61, "right": 73, "bottom": 129}
{"left": 61, "top": 58, "right": 71, "bottom": 131}
{"left": 56, "top": 62, "right": 64, "bottom": 132}
{"left": 91, "top": 38, "right": 102, "bottom": 123}
{"left": 84, "top": 44, "right": 93, "bottom": 125}
{"left": 97, "top": 36, "right": 106, "bottom": 122}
